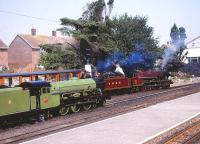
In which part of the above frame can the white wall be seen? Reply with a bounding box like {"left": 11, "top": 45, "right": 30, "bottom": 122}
{"left": 182, "top": 36, "right": 200, "bottom": 63}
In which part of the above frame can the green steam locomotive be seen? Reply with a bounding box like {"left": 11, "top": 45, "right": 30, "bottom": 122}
{"left": 0, "top": 78, "right": 106, "bottom": 122}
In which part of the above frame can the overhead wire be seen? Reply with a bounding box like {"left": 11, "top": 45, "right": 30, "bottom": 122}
{"left": 0, "top": 9, "right": 60, "bottom": 23}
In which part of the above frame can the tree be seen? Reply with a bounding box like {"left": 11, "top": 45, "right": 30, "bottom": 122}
{"left": 81, "top": 0, "right": 114, "bottom": 21}
{"left": 170, "top": 24, "right": 187, "bottom": 56}
{"left": 57, "top": 0, "right": 117, "bottom": 65}
{"left": 39, "top": 44, "right": 80, "bottom": 70}
{"left": 111, "top": 14, "right": 160, "bottom": 71}
{"left": 56, "top": 0, "right": 159, "bottom": 72}
{"left": 162, "top": 24, "right": 187, "bottom": 71}
{"left": 179, "top": 27, "right": 187, "bottom": 56}
{"left": 170, "top": 24, "right": 179, "bottom": 44}
{"left": 0, "top": 66, "right": 13, "bottom": 73}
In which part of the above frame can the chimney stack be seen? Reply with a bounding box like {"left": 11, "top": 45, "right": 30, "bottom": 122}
{"left": 52, "top": 30, "right": 56, "bottom": 37}
{"left": 31, "top": 28, "right": 36, "bottom": 36}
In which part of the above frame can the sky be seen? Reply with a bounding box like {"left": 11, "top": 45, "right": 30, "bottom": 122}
{"left": 0, "top": 0, "right": 200, "bottom": 46}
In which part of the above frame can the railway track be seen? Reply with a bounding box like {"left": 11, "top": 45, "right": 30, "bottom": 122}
{"left": 144, "top": 112, "right": 200, "bottom": 144}
{"left": 107, "top": 84, "right": 195, "bottom": 106}
{"left": 164, "top": 121, "right": 200, "bottom": 144}
{"left": 1, "top": 83, "right": 200, "bottom": 144}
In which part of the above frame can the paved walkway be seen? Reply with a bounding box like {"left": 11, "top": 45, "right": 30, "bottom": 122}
{"left": 22, "top": 92, "right": 200, "bottom": 144}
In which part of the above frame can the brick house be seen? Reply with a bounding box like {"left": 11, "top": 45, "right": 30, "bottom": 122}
{"left": 8, "top": 29, "right": 77, "bottom": 72}
{"left": 0, "top": 39, "right": 8, "bottom": 69}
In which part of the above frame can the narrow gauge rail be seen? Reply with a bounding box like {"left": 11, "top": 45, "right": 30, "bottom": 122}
{"left": 147, "top": 113, "right": 200, "bottom": 144}
{"left": 1, "top": 83, "right": 200, "bottom": 144}
{"left": 164, "top": 121, "right": 200, "bottom": 144}
{"left": 185, "top": 132, "right": 200, "bottom": 144}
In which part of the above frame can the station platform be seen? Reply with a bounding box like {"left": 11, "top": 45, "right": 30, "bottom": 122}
{"left": 22, "top": 92, "right": 200, "bottom": 144}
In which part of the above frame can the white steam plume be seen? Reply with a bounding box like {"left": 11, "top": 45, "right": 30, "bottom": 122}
{"left": 161, "top": 40, "right": 183, "bottom": 69}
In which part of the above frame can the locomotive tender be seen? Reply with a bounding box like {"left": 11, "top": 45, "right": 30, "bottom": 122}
{"left": 0, "top": 70, "right": 172, "bottom": 123}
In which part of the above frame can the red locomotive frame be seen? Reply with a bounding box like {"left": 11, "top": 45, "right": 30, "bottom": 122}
{"left": 103, "top": 71, "right": 172, "bottom": 92}
{"left": 104, "top": 76, "right": 131, "bottom": 91}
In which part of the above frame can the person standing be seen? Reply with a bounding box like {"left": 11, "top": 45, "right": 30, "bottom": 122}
{"left": 115, "top": 64, "right": 125, "bottom": 76}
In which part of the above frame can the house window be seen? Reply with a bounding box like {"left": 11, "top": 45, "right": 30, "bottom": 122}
{"left": 192, "top": 42, "right": 195, "bottom": 47}
{"left": 187, "top": 57, "right": 190, "bottom": 63}
{"left": 198, "top": 57, "right": 200, "bottom": 63}
{"left": 189, "top": 57, "right": 198, "bottom": 63}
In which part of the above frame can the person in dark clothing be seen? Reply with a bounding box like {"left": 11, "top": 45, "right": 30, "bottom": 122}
{"left": 80, "top": 69, "right": 87, "bottom": 79}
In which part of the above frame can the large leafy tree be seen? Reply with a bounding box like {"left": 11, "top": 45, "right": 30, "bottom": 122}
{"left": 112, "top": 14, "right": 158, "bottom": 54}
{"left": 58, "top": 0, "right": 116, "bottom": 65}
{"left": 110, "top": 14, "right": 160, "bottom": 71}
{"left": 39, "top": 44, "right": 80, "bottom": 69}
{"left": 42, "top": 0, "right": 159, "bottom": 72}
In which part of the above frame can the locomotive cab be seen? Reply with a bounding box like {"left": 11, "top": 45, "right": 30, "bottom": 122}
{"left": 20, "top": 81, "right": 60, "bottom": 121}
{"left": 20, "top": 81, "right": 51, "bottom": 90}
{"left": 20, "top": 81, "right": 51, "bottom": 110}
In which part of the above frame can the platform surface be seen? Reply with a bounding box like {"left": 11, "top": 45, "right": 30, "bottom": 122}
{"left": 22, "top": 92, "right": 200, "bottom": 144}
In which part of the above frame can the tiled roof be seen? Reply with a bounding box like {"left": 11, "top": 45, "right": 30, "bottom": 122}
{"left": 17, "top": 34, "right": 78, "bottom": 49}
{"left": 186, "top": 36, "right": 200, "bottom": 45}
{"left": 186, "top": 36, "right": 200, "bottom": 49}
{"left": 0, "top": 39, "right": 8, "bottom": 49}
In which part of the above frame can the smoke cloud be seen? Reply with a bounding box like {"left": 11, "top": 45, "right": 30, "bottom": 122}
{"left": 161, "top": 40, "right": 185, "bottom": 69}
{"left": 96, "top": 51, "right": 144, "bottom": 73}
{"left": 96, "top": 41, "right": 159, "bottom": 74}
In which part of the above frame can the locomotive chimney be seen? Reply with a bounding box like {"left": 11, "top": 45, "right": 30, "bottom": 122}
{"left": 52, "top": 30, "right": 56, "bottom": 37}
{"left": 31, "top": 28, "right": 36, "bottom": 36}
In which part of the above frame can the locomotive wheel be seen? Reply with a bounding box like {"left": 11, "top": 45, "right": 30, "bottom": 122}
{"left": 38, "top": 114, "right": 45, "bottom": 122}
{"left": 43, "top": 110, "right": 51, "bottom": 119}
{"left": 82, "top": 103, "right": 92, "bottom": 111}
{"left": 0, "top": 120, "right": 8, "bottom": 129}
{"left": 92, "top": 103, "right": 97, "bottom": 108}
{"left": 142, "top": 86, "right": 147, "bottom": 91}
{"left": 162, "top": 85, "right": 170, "bottom": 89}
{"left": 92, "top": 97, "right": 105, "bottom": 107}
{"left": 98, "top": 99, "right": 106, "bottom": 106}
{"left": 59, "top": 106, "right": 70, "bottom": 116}
{"left": 92, "top": 98, "right": 99, "bottom": 108}
{"left": 70, "top": 104, "right": 81, "bottom": 113}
